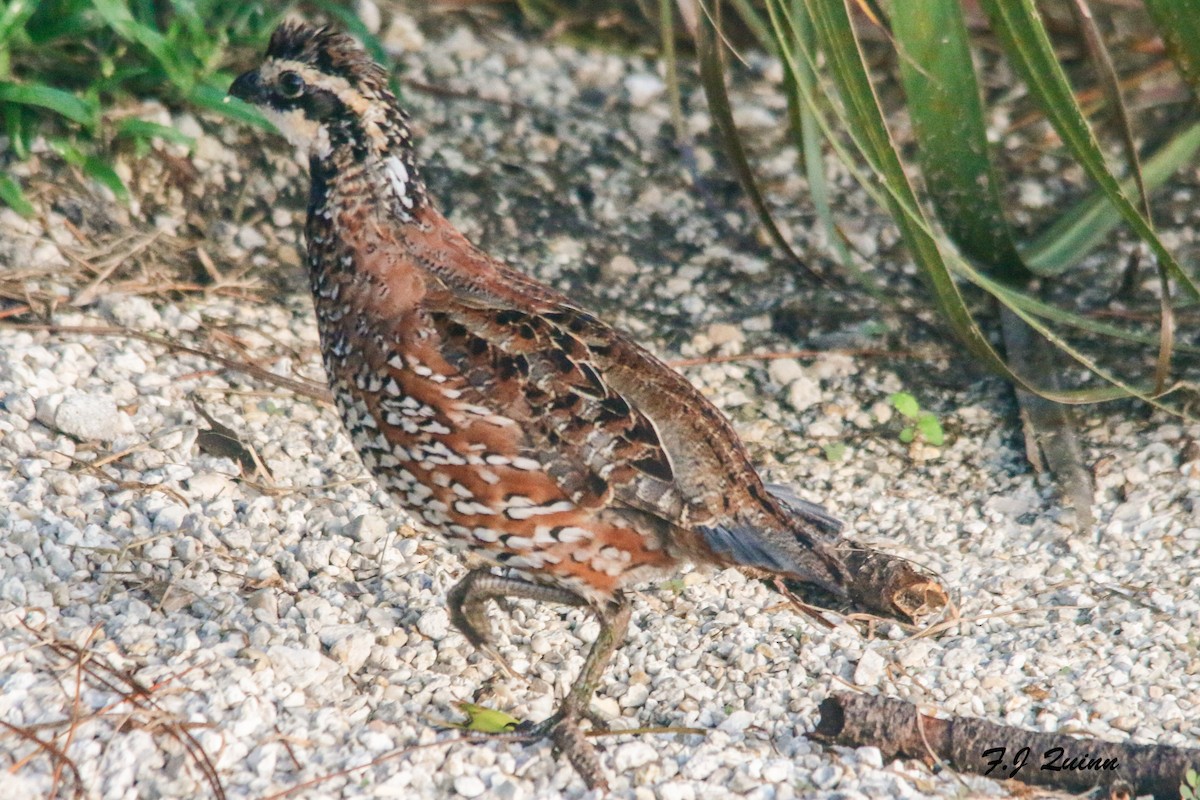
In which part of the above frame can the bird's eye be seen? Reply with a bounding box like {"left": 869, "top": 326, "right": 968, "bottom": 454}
{"left": 279, "top": 71, "right": 305, "bottom": 98}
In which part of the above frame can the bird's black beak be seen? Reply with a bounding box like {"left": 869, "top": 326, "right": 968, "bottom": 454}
{"left": 228, "top": 70, "right": 264, "bottom": 103}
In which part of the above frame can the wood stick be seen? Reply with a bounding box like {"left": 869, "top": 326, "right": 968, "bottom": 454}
{"left": 811, "top": 691, "right": 1198, "bottom": 799}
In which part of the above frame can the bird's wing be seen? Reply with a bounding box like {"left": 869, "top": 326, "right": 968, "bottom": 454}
{"left": 423, "top": 290, "right": 686, "bottom": 523}
{"left": 400, "top": 212, "right": 844, "bottom": 589}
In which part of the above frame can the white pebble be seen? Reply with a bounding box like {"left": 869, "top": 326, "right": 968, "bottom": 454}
{"left": 453, "top": 775, "right": 486, "bottom": 798}
{"left": 853, "top": 649, "right": 887, "bottom": 687}
{"left": 417, "top": 607, "right": 450, "bottom": 640}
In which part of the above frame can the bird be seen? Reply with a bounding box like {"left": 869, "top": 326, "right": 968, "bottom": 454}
{"left": 229, "top": 22, "right": 848, "bottom": 790}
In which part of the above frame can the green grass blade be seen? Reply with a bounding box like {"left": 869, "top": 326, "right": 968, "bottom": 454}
{"left": 1146, "top": 0, "right": 1200, "bottom": 96}
{"left": 0, "top": 175, "right": 34, "bottom": 216}
{"left": 695, "top": 11, "right": 820, "bottom": 278}
{"left": 891, "top": 0, "right": 1030, "bottom": 284}
{"left": 115, "top": 117, "right": 196, "bottom": 147}
{"left": 90, "top": 0, "right": 191, "bottom": 90}
{"left": 979, "top": 0, "right": 1200, "bottom": 301}
{"left": 83, "top": 155, "right": 128, "bottom": 202}
{"left": 792, "top": 0, "right": 883, "bottom": 293}
{"left": 725, "top": 0, "right": 772, "bottom": 45}
{"left": 1025, "top": 124, "right": 1200, "bottom": 275}
{"left": 0, "top": 81, "right": 95, "bottom": 127}
{"left": 782, "top": 0, "right": 1159, "bottom": 405}
{"left": 800, "top": 0, "right": 1009, "bottom": 369}
{"left": 0, "top": 0, "right": 36, "bottom": 51}
{"left": 189, "top": 79, "right": 273, "bottom": 131}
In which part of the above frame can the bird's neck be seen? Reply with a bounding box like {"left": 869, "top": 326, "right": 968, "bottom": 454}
{"left": 303, "top": 138, "right": 439, "bottom": 332}
{"left": 309, "top": 137, "right": 427, "bottom": 226}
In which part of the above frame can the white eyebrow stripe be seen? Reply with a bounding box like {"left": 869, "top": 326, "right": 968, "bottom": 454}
{"left": 259, "top": 59, "right": 391, "bottom": 152}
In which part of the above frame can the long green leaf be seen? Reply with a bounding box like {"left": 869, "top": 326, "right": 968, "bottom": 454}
{"left": 83, "top": 155, "right": 128, "bottom": 202}
{"left": 799, "top": 0, "right": 1006, "bottom": 368}
{"left": 0, "top": 0, "right": 36, "bottom": 50}
{"left": 189, "top": 80, "right": 273, "bottom": 131}
{"left": 0, "top": 175, "right": 34, "bottom": 216}
{"left": 0, "top": 81, "right": 94, "bottom": 127}
{"left": 115, "top": 117, "right": 196, "bottom": 147}
{"left": 696, "top": 11, "right": 820, "bottom": 279}
{"left": 891, "top": 0, "right": 1030, "bottom": 283}
{"left": 979, "top": 0, "right": 1200, "bottom": 302}
{"left": 90, "top": 0, "right": 191, "bottom": 90}
{"left": 772, "top": 0, "right": 1149, "bottom": 405}
{"left": 1026, "top": 122, "right": 1200, "bottom": 275}
{"left": 1146, "top": 0, "right": 1200, "bottom": 97}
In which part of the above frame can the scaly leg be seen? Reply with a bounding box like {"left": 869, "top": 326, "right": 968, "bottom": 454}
{"left": 523, "top": 595, "right": 631, "bottom": 790}
{"left": 446, "top": 569, "right": 587, "bottom": 677}
{"left": 445, "top": 569, "right": 632, "bottom": 790}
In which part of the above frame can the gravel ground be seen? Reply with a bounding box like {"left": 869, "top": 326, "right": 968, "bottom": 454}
{"left": 2, "top": 7, "right": 1199, "bottom": 800}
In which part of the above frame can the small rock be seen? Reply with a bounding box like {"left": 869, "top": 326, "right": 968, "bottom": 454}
{"left": 187, "top": 473, "right": 234, "bottom": 501}
{"left": 355, "top": 0, "right": 382, "bottom": 34}
{"left": 99, "top": 294, "right": 162, "bottom": 329}
{"left": 3, "top": 391, "right": 36, "bottom": 421}
{"left": 657, "top": 784, "right": 695, "bottom": 800}
{"left": 811, "top": 764, "right": 842, "bottom": 790}
{"left": 613, "top": 741, "right": 657, "bottom": 771}
{"left": 603, "top": 254, "right": 638, "bottom": 279}
{"left": 856, "top": 746, "right": 884, "bottom": 769}
{"left": 785, "top": 375, "right": 822, "bottom": 413}
{"left": 37, "top": 393, "right": 132, "bottom": 442}
{"left": 1110, "top": 715, "right": 1138, "bottom": 732}
{"left": 345, "top": 514, "right": 388, "bottom": 543}
{"left": 625, "top": 73, "right": 665, "bottom": 107}
{"left": 706, "top": 323, "right": 743, "bottom": 349}
{"left": 329, "top": 631, "right": 374, "bottom": 673}
{"left": 384, "top": 12, "right": 425, "bottom": 53}
{"left": 453, "top": 775, "right": 486, "bottom": 798}
{"left": 247, "top": 589, "right": 277, "bottom": 621}
{"left": 620, "top": 683, "right": 649, "bottom": 708}
{"left": 767, "top": 358, "right": 805, "bottom": 386}
{"left": 491, "top": 780, "right": 524, "bottom": 800}
{"left": 237, "top": 225, "right": 268, "bottom": 250}
{"left": 719, "top": 709, "right": 756, "bottom": 733}
{"left": 153, "top": 505, "right": 188, "bottom": 533}
{"left": 854, "top": 649, "right": 887, "bottom": 686}
{"left": 761, "top": 760, "right": 790, "bottom": 782}
{"left": 416, "top": 607, "right": 450, "bottom": 640}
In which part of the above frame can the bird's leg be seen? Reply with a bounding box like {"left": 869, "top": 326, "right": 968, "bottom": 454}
{"left": 523, "top": 594, "right": 632, "bottom": 791}
{"left": 447, "top": 569, "right": 632, "bottom": 790}
{"left": 447, "top": 569, "right": 588, "bottom": 678}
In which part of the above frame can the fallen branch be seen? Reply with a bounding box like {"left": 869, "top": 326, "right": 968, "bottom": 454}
{"left": 768, "top": 484, "right": 948, "bottom": 624}
{"left": 838, "top": 544, "right": 947, "bottom": 623}
{"left": 811, "top": 691, "right": 1199, "bottom": 799}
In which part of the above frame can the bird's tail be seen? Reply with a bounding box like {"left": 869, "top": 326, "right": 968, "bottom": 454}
{"left": 696, "top": 484, "right": 847, "bottom": 597}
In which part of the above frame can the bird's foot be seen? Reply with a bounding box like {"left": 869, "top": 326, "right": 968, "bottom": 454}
{"left": 516, "top": 707, "right": 610, "bottom": 791}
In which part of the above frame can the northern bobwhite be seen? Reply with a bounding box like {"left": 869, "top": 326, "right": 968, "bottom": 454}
{"left": 230, "top": 23, "right": 847, "bottom": 789}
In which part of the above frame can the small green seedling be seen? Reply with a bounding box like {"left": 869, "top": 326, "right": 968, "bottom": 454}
{"left": 888, "top": 392, "right": 944, "bottom": 446}
{"left": 822, "top": 442, "right": 846, "bottom": 462}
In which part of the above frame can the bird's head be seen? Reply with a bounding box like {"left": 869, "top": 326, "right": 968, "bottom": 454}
{"left": 229, "top": 22, "right": 412, "bottom": 163}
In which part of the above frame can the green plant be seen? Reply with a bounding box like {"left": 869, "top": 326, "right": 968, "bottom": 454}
{"left": 0, "top": 0, "right": 287, "bottom": 214}
{"left": 822, "top": 442, "right": 845, "bottom": 461}
{"left": 888, "top": 392, "right": 944, "bottom": 447}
